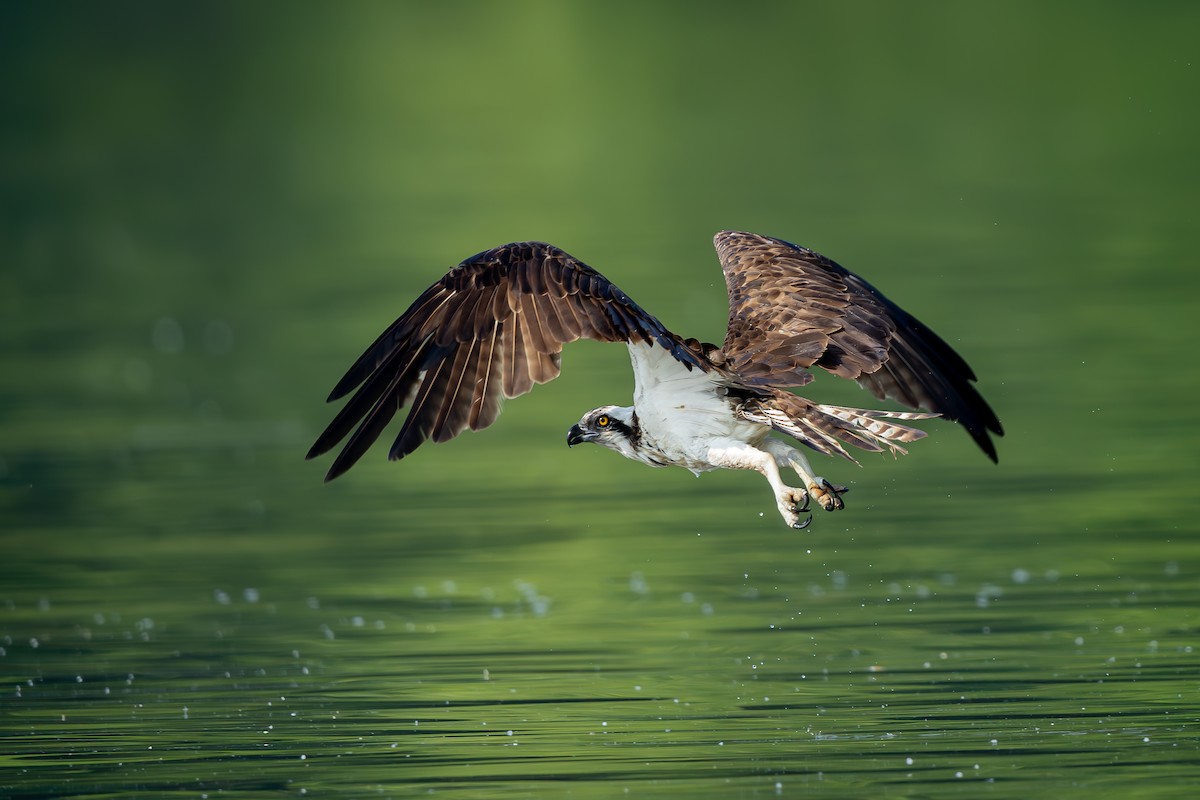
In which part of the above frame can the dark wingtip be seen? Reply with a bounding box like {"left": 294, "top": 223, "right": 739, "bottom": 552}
{"left": 326, "top": 378, "right": 356, "bottom": 403}
{"left": 322, "top": 457, "right": 353, "bottom": 483}
{"left": 980, "top": 405, "right": 1004, "bottom": 463}
{"left": 313, "top": 434, "right": 372, "bottom": 482}
{"left": 305, "top": 431, "right": 337, "bottom": 461}
{"left": 973, "top": 428, "right": 1001, "bottom": 464}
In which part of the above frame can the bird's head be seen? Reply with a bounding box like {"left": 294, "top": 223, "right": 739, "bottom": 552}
{"left": 566, "top": 405, "right": 640, "bottom": 461}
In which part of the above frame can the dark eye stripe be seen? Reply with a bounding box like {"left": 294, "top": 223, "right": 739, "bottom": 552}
{"left": 606, "top": 418, "right": 632, "bottom": 437}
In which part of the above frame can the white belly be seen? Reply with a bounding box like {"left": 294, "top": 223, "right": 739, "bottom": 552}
{"left": 628, "top": 343, "right": 767, "bottom": 471}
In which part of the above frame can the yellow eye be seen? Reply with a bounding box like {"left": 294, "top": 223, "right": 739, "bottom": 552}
{"left": 596, "top": 415, "right": 610, "bottom": 428}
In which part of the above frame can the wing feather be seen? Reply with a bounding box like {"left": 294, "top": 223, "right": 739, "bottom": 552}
{"left": 321, "top": 339, "right": 445, "bottom": 480}
{"left": 390, "top": 353, "right": 452, "bottom": 459}
{"left": 325, "top": 285, "right": 448, "bottom": 401}
{"left": 714, "top": 230, "right": 1002, "bottom": 461}
{"left": 533, "top": 289, "right": 569, "bottom": 343}
{"left": 468, "top": 321, "right": 502, "bottom": 430}
{"left": 518, "top": 292, "right": 550, "bottom": 357}
{"left": 308, "top": 241, "right": 704, "bottom": 479}
{"left": 507, "top": 301, "right": 536, "bottom": 397}
{"left": 309, "top": 338, "right": 428, "bottom": 470}
{"left": 430, "top": 337, "right": 479, "bottom": 443}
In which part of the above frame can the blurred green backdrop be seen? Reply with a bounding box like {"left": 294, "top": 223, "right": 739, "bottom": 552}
{"left": 2, "top": 2, "right": 1198, "bottom": 797}
{"left": 4, "top": 1, "right": 1197, "bottom": 477}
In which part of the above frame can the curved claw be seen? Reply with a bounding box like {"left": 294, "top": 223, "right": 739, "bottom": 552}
{"left": 792, "top": 513, "right": 813, "bottom": 530}
{"left": 796, "top": 491, "right": 811, "bottom": 513}
{"left": 812, "top": 479, "right": 848, "bottom": 512}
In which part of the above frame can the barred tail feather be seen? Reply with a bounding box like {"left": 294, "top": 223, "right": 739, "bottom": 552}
{"left": 818, "top": 404, "right": 936, "bottom": 456}
{"left": 741, "top": 394, "right": 938, "bottom": 463}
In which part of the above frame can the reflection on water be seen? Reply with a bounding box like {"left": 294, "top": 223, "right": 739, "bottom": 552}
{"left": 3, "top": 2, "right": 1199, "bottom": 798}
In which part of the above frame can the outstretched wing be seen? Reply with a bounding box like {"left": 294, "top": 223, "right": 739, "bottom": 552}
{"left": 714, "top": 230, "right": 1002, "bottom": 461}
{"left": 307, "top": 241, "right": 705, "bottom": 480}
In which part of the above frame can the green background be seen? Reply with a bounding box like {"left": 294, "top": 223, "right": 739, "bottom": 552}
{"left": 2, "top": 2, "right": 1197, "bottom": 797}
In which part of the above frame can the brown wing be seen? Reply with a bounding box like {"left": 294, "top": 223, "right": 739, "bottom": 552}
{"left": 714, "top": 230, "right": 1002, "bottom": 462}
{"left": 307, "top": 241, "right": 706, "bottom": 480}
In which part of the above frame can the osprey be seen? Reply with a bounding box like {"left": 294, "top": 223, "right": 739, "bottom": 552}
{"left": 307, "top": 231, "right": 1001, "bottom": 528}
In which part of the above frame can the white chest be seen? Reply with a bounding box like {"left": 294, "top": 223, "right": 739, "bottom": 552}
{"left": 627, "top": 343, "right": 767, "bottom": 471}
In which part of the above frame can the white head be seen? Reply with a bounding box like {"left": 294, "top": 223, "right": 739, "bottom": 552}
{"left": 566, "top": 405, "right": 642, "bottom": 462}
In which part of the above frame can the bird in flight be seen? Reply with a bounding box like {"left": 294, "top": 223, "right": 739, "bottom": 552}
{"left": 307, "top": 231, "right": 1001, "bottom": 528}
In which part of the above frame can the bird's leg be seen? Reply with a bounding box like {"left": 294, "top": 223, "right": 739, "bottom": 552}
{"left": 763, "top": 440, "right": 848, "bottom": 512}
{"left": 705, "top": 440, "right": 812, "bottom": 528}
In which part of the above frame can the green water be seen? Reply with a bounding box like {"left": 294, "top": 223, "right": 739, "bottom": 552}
{"left": 2, "top": 2, "right": 1198, "bottom": 797}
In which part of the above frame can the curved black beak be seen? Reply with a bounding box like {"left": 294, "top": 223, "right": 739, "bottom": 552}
{"left": 566, "top": 424, "right": 588, "bottom": 447}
